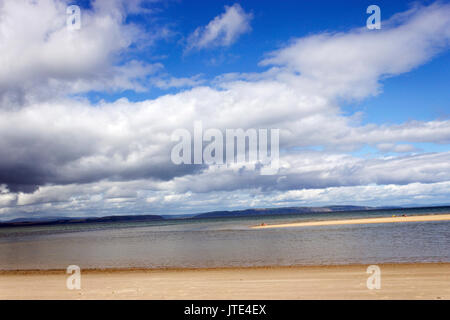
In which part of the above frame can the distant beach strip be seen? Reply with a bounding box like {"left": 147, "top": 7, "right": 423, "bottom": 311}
{"left": 251, "top": 214, "right": 450, "bottom": 229}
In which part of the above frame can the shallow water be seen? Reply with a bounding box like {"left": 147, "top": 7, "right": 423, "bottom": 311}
{"left": 0, "top": 207, "right": 449, "bottom": 270}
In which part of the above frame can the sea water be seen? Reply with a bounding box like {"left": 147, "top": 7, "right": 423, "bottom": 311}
{"left": 0, "top": 207, "right": 449, "bottom": 270}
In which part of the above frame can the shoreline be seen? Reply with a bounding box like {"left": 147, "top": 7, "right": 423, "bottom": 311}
{"left": 1, "top": 261, "right": 449, "bottom": 274}
{"left": 251, "top": 213, "right": 450, "bottom": 229}
{"left": 1, "top": 262, "right": 449, "bottom": 299}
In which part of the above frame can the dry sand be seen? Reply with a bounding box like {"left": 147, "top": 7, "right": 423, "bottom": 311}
{"left": 251, "top": 213, "right": 450, "bottom": 229}
{"left": 0, "top": 263, "right": 449, "bottom": 299}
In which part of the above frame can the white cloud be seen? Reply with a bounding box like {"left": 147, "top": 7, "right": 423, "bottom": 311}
{"left": 164, "top": 151, "right": 450, "bottom": 194}
{"left": 0, "top": 0, "right": 168, "bottom": 106}
{"left": 261, "top": 2, "right": 450, "bottom": 100}
{"left": 270, "top": 181, "right": 450, "bottom": 207}
{"left": 186, "top": 3, "right": 252, "bottom": 52}
{"left": 2, "top": 178, "right": 450, "bottom": 220}
{"left": 376, "top": 143, "right": 417, "bottom": 153}
{"left": 151, "top": 74, "right": 205, "bottom": 89}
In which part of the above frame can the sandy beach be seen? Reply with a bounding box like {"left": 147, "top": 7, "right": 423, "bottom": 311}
{"left": 0, "top": 263, "right": 449, "bottom": 300}
{"left": 251, "top": 213, "right": 450, "bottom": 229}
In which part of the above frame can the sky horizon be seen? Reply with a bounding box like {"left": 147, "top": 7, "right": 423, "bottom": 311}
{"left": 0, "top": 0, "right": 450, "bottom": 220}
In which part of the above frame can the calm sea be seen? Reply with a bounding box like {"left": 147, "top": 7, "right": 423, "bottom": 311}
{"left": 0, "top": 207, "right": 449, "bottom": 270}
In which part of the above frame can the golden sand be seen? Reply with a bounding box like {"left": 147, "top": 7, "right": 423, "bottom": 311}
{"left": 251, "top": 213, "right": 450, "bottom": 229}
{"left": 0, "top": 263, "right": 449, "bottom": 299}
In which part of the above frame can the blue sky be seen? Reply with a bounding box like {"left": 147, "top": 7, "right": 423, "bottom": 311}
{"left": 88, "top": 0, "right": 450, "bottom": 123}
{"left": 87, "top": 0, "right": 450, "bottom": 154}
{"left": 0, "top": 0, "right": 449, "bottom": 220}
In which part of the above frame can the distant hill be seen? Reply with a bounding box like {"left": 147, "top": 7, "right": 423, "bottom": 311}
{"left": 0, "top": 214, "right": 163, "bottom": 228}
{"left": 160, "top": 214, "right": 197, "bottom": 219}
{"left": 2, "top": 205, "right": 448, "bottom": 228}
{"left": 193, "top": 205, "right": 373, "bottom": 219}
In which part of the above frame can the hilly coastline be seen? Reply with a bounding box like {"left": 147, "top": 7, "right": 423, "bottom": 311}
{"left": 0, "top": 205, "right": 393, "bottom": 228}
{"left": 3, "top": 205, "right": 448, "bottom": 228}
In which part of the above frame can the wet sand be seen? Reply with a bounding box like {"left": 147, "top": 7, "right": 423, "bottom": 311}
{"left": 0, "top": 263, "right": 449, "bottom": 299}
{"left": 251, "top": 214, "right": 450, "bottom": 229}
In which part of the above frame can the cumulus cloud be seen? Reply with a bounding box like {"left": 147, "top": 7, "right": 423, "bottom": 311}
{"left": 376, "top": 143, "right": 417, "bottom": 153}
{"left": 0, "top": 0, "right": 168, "bottom": 106}
{"left": 261, "top": 2, "right": 450, "bottom": 100}
{"left": 185, "top": 3, "right": 252, "bottom": 52}
{"left": 0, "top": 2, "right": 450, "bottom": 218}
{"left": 151, "top": 74, "right": 205, "bottom": 89}
{"left": 164, "top": 151, "right": 450, "bottom": 194}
